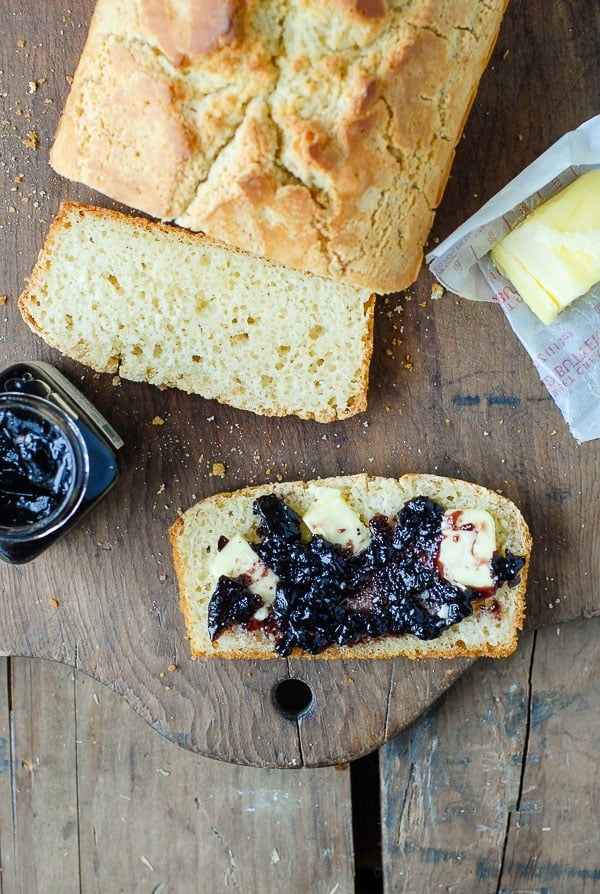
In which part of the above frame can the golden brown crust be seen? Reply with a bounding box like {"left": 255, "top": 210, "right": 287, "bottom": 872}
{"left": 50, "top": 0, "right": 508, "bottom": 293}
{"left": 139, "top": 0, "right": 242, "bottom": 65}
{"left": 169, "top": 473, "right": 531, "bottom": 661}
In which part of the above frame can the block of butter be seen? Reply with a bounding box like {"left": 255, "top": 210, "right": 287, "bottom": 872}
{"left": 491, "top": 170, "right": 600, "bottom": 324}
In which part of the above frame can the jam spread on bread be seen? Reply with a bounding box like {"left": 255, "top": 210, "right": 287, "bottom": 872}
{"left": 208, "top": 494, "right": 525, "bottom": 656}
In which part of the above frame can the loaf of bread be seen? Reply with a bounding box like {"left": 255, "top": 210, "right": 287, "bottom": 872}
{"left": 169, "top": 473, "right": 531, "bottom": 660}
{"left": 49, "top": 0, "right": 508, "bottom": 293}
{"left": 18, "top": 203, "right": 374, "bottom": 422}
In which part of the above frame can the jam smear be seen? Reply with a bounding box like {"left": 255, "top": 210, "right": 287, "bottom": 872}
{"left": 0, "top": 407, "right": 74, "bottom": 527}
{"left": 209, "top": 494, "right": 526, "bottom": 656}
{"left": 208, "top": 576, "right": 263, "bottom": 641}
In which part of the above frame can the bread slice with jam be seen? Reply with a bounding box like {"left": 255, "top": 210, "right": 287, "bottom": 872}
{"left": 169, "top": 474, "right": 531, "bottom": 660}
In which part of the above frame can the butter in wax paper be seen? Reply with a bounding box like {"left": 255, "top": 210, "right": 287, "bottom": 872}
{"left": 426, "top": 115, "right": 600, "bottom": 443}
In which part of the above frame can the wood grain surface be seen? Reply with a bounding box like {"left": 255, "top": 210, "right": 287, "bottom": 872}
{"left": 0, "top": 656, "right": 355, "bottom": 893}
{"left": 0, "top": 0, "right": 599, "bottom": 768}
{"left": 1, "top": 618, "right": 597, "bottom": 892}
{"left": 380, "top": 618, "right": 600, "bottom": 892}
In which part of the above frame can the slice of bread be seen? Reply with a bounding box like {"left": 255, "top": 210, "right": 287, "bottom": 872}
{"left": 18, "top": 203, "right": 374, "bottom": 422}
{"left": 49, "top": 0, "right": 509, "bottom": 293}
{"left": 169, "top": 473, "right": 531, "bottom": 660}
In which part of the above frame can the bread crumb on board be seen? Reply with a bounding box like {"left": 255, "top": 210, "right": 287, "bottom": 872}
{"left": 21, "top": 130, "right": 38, "bottom": 150}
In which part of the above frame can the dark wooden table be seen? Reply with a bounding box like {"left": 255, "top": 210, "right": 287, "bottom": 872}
{"left": 1, "top": 0, "right": 599, "bottom": 889}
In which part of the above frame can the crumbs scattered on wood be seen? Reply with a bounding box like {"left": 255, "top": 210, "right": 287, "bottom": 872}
{"left": 152, "top": 415, "right": 165, "bottom": 426}
{"left": 211, "top": 462, "right": 226, "bottom": 478}
{"left": 21, "top": 130, "right": 38, "bottom": 149}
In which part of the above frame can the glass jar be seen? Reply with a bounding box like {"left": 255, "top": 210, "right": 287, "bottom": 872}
{"left": 0, "top": 362, "right": 123, "bottom": 563}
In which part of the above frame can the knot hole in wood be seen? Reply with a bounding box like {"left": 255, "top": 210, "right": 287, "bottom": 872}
{"left": 272, "top": 678, "right": 314, "bottom": 719}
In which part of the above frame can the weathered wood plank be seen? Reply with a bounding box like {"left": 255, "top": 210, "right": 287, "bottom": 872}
{"left": 380, "top": 619, "right": 600, "bottom": 893}
{"left": 2, "top": 623, "right": 599, "bottom": 891}
{"left": 3, "top": 658, "right": 80, "bottom": 894}
{"left": 0, "top": 659, "right": 17, "bottom": 893}
{"left": 0, "top": 659, "right": 355, "bottom": 892}
{"left": 497, "top": 618, "right": 600, "bottom": 892}
{"left": 72, "top": 667, "right": 355, "bottom": 892}
{"left": 380, "top": 632, "right": 534, "bottom": 892}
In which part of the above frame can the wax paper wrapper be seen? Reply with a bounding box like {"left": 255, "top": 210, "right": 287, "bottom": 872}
{"left": 426, "top": 115, "right": 600, "bottom": 443}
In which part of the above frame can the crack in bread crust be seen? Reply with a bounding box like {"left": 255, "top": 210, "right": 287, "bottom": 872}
{"left": 50, "top": 0, "right": 509, "bottom": 292}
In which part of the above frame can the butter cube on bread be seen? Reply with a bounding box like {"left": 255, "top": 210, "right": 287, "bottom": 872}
{"left": 18, "top": 204, "right": 374, "bottom": 422}
{"left": 49, "top": 0, "right": 509, "bottom": 293}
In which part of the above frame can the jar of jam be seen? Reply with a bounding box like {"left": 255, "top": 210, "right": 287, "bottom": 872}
{"left": 0, "top": 361, "right": 124, "bottom": 563}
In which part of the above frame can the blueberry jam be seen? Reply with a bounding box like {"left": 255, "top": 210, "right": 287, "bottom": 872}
{"left": 0, "top": 405, "right": 74, "bottom": 527}
{"left": 0, "top": 362, "right": 123, "bottom": 564}
{"left": 208, "top": 494, "right": 526, "bottom": 656}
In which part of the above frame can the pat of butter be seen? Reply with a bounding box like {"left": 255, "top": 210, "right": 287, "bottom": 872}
{"left": 302, "top": 486, "right": 370, "bottom": 553}
{"left": 438, "top": 509, "right": 496, "bottom": 590}
{"left": 491, "top": 170, "right": 600, "bottom": 324}
{"left": 210, "top": 533, "right": 279, "bottom": 607}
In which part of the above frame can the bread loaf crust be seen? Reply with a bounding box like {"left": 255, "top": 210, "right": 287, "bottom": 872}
{"left": 169, "top": 473, "right": 531, "bottom": 660}
{"left": 50, "top": 0, "right": 509, "bottom": 293}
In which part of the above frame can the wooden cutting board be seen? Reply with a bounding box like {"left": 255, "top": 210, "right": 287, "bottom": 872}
{"left": 0, "top": 0, "right": 598, "bottom": 768}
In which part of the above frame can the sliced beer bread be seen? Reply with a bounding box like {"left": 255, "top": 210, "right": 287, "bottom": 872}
{"left": 169, "top": 473, "right": 531, "bottom": 660}
{"left": 18, "top": 203, "right": 374, "bottom": 422}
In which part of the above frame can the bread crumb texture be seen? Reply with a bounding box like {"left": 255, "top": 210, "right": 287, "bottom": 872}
{"left": 19, "top": 204, "right": 374, "bottom": 421}
{"left": 49, "top": 0, "right": 508, "bottom": 292}
{"left": 168, "top": 473, "right": 531, "bottom": 660}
